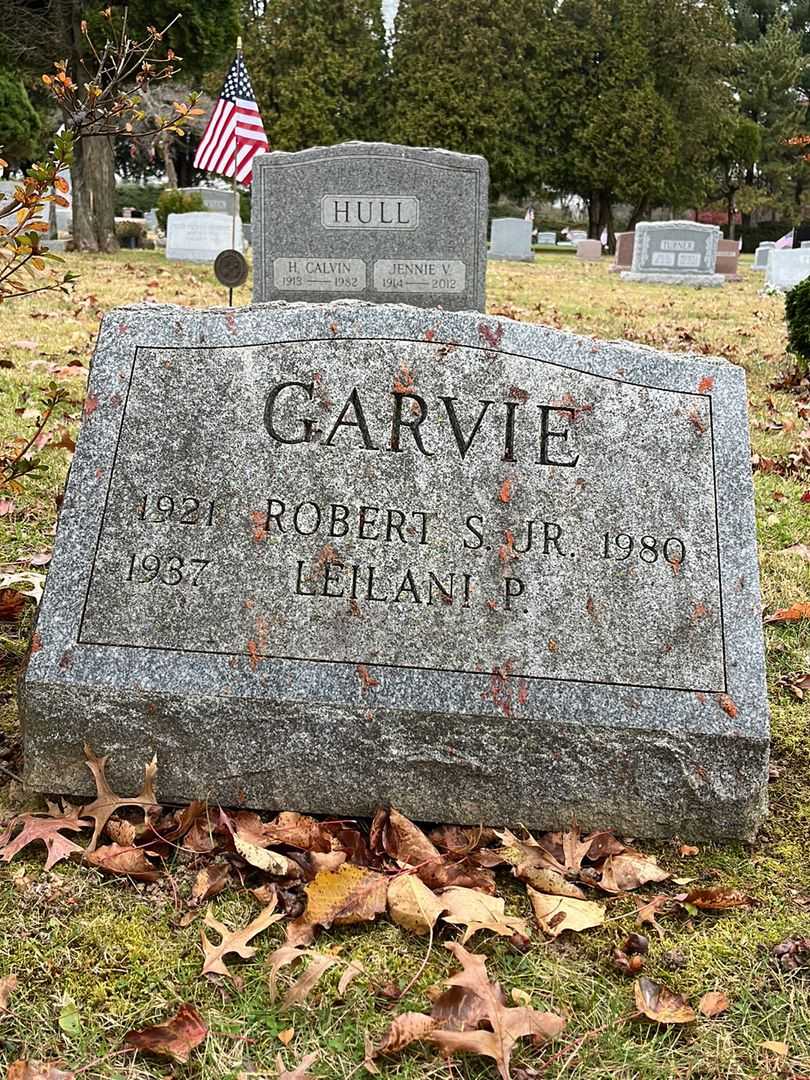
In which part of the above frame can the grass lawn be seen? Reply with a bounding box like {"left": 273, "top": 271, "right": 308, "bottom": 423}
{"left": 0, "top": 251, "right": 808, "bottom": 1080}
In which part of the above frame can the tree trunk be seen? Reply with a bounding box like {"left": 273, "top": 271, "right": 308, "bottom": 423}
{"left": 160, "top": 131, "right": 178, "bottom": 188}
{"left": 587, "top": 192, "right": 599, "bottom": 239}
{"left": 628, "top": 197, "right": 650, "bottom": 230}
{"left": 71, "top": 135, "right": 118, "bottom": 253}
{"left": 728, "top": 191, "right": 736, "bottom": 241}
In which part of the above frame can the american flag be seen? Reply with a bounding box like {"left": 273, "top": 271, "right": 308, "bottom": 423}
{"left": 194, "top": 52, "right": 268, "bottom": 184}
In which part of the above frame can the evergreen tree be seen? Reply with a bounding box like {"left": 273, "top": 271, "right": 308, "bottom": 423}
{"left": 387, "top": 0, "right": 550, "bottom": 200}
{"left": 243, "top": 0, "right": 387, "bottom": 149}
{"left": 0, "top": 66, "right": 42, "bottom": 167}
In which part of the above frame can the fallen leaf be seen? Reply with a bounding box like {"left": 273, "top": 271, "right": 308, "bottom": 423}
{"left": 201, "top": 899, "right": 284, "bottom": 979}
{"left": 699, "top": 990, "right": 730, "bottom": 1017}
{"left": 81, "top": 745, "right": 158, "bottom": 852}
{"left": 765, "top": 602, "right": 810, "bottom": 624}
{"left": 634, "top": 894, "right": 669, "bottom": 938}
{"left": 780, "top": 543, "right": 810, "bottom": 561}
{"left": 282, "top": 954, "right": 338, "bottom": 1008}
{"left": 6, "top": 1063, "right": 75, "bottom": 1080}
{"left": 191, "top": 863, "right": 231, "bottom": 905}
{"left": 634, "top": 977, "right": 696, "bottom": 1024}
{"left": 84, "top": 843, "right": 161, "bottom": 881}
{"left": 0, "top": 814, "right": 88, "bottom": 870}
{"left": 373, "top": 1012, "right": 437, "bottom": 1056}
{"left": 759, "top": 1040, "right": 789, "bottom": 1058}
{"left": 678, "top": 887, "right": 751, "bottom": 911}
{"left": 528, "top": 888, "right": 605, "bottom": 937}
{"left": 275, "top": 1051, "right": 318, "bottom": 1080}
{"left": 513, "top": 865, "right": 586, "bottom": 899}
{"left": 0, "top": 589, "right": 27, "bottom": 622}
{"left": 387, "top": 874, "right": 443, "bottom": 934}
{"left": 234, "top": 834, "right": 292, "bottom": 876}
{"left": 304, "top": 863, "right": 387, "bottom": 929}
{"left": 267, "top": 944, "right": 308, "bottom": 1002}
{"left": 337, "top": 959, "right": 364, "bottom": 995}
{"left": 124, "top": 1003, "right": 207, "bottom": 1063}
{"left": 277, "top": 1028, "right": 295, "bottom": 1045}
{"left": 264, "top": 811, "right": 332, "bottom": 852}
{"left": 679, "top": 844, "right": 699, "bottom": 857}
{"left": 0, "top": 974, "right": 18, "bottom": 1011}
{"left": 596, "top": 851, "right": 669, "bottom": 893}
{"left": 440, "top": 886, "right": 530, "bottom": 943}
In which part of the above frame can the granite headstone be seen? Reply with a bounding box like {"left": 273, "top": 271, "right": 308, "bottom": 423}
{"left": 753, "top": 242, "right": 775, "bottom": 271}
{"left": 622, "top": 221, "right": 723, "bottom": 287}
{"left": 536, "top": 231, "right": 557, "bottom": 245}
{"left": 166, "top": 211, "right": 242, "bottom": 263}
{"left": 715, "top": 238, "right": 741, "bottom": 281}
{"left": 22, "top": 300, "right": 768, "bottom": 840}
{"left": 251, "top": 142, "right": 488, "bottom": 310}
{"left": 179, "top": 187, "right": 238, "bottom": 216}
{"left": 576, "top": 239, "right": 602, "bottom": 261}
{"left": 765, "top": 248, "right": 810, "bottom": 291}
{"left": 489, "top": 218, "right": 534, "bottom": 262}
{"left": 610, "top": 231, "right": 634, "bottom": 274}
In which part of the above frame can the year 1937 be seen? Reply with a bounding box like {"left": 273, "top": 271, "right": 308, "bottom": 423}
{"left": 126, "top": 553, "right": 210, "bottom": 585}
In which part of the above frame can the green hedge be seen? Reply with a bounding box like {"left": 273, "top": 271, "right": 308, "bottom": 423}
{"left": 156, "top": 189, "right": 205, "bottom": 230}
{"left": 784, "top": 276, "right": 810, "bottom": 375}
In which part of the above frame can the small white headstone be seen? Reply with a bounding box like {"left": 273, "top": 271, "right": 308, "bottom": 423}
{"left": 576, "top": 239, "right": 602, "bottom": 261}
{"left": 166, "top": 212, "right": 242, "bottom": 263}
{"left": 489, "top": 218, "right": 534, "bottom": 262}
{"left": 766, "top": 248, "right": 810, "bottom": 291}
{"left": 536, "top": 231, "right": 557, "bottom": 245}
{"left": 753, "top": 242, "right": 775, "bottom": 271}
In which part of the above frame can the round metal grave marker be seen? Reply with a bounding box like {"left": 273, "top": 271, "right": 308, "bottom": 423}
{"left": 214, "top": 249, "right": 248, "bottom": 289}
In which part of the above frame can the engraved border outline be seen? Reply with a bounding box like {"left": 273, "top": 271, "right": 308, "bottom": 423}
{"left": 76, "top": 336, "right": 727, "bottom": 695}
{"left": 257, "top": 154, "right": 483, "bottom": 301}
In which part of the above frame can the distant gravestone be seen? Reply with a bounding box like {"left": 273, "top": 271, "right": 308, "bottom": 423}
{"left": 576, "top": 239, "right": 602, "bottom": 261}
{"left": 766, "top": 248, "right": 810, "bottom": 291}
{"left": 568, "top": 230, "right": 587, "bottom": 243}
{"left": 622, "top": 221, "right": 723, "bottom": 286}
{"left": 179, "top": 187, "right": 238, "bottom": 216}
{"left": 715, "top": 238, "right": 741, "bottom": 281}
{"left": 22, "top": 300, "right": 768, "bottom": 840}
{"left": 536, "top": 231, "right": 557, "bottom": 245}
{"left": 144, "top": 210, "right": 158, "bottom": 232}
{"left": 610, "top": 231, "right": 634, "bottom": 274}
{"left": 489, "top": 218, "right": 534, "bottom": 262}
{"left": 166, "top": 211, "right": 242, "bottom": 263}
{"left": 251, "top": 142, "right": 488, "bottom": 309}
{"left": 753, "top": 242, "right": 775, "bottom": 271}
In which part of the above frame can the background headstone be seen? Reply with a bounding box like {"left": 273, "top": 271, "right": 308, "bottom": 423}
{"left": 766, "top": 247, "right": 810, "bottom": 290}
{"left": 166, "top": 211, "right": 242, "bottom": 263}
{"left": 576, "top": 238, "right": 602, "bottom": 261}
{"left": 715, "top": 238, "right": 741, "bottom": 280}
{"left": 144, "top": 209, "right": 158, "bottom": 232}
{"left": 622, "top": 221, "right": 724, "bottom": 287}
{"left": 536, "top": 230, "right": 557, "bottom": 245}
{"left": 23, "top": 300, "right": 768, "bottom": 841}
{"left": 610, "top": 231, "right": 634, "bottom": 273}
{"left": 251, "top": 141, "right": 488, "bottom": 310}
{"left": 489, "top": 217, "right": 534, "bottom": 261}
{"left": 179, "top": 187, "right": 238, "bottom": 216}
{"left": 753, "top": 241, "right": 775, "bottom": 271}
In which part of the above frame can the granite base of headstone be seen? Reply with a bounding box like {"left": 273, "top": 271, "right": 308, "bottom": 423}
{"left": 622, "top": 221, "right": 724, "bottom": 287}
{"left": 22, "top": 300, "right": 768, "bottom": 840}
{"left": 489, "top": 218, "right": 534, "bottom": 262}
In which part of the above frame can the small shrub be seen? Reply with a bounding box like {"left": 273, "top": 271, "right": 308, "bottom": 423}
{"left": 114, "top": 219, "right": 145, "bottom": 248}
{"left": 784, "top": 276, "right": 810, "bottom": 375}
{"left": 156, "top": 189, "right": 204, "bottom": 230}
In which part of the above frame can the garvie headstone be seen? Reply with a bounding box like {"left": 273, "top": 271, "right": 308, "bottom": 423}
{"left": 765, "top": 248, "right": 810, "bottom": 291}
{"left": 489, "top": 218, "right": 534, "bottom": 262}
{"left": 251, "top": 142, "right": 488, "bottom": 310}
{"left": 22, "top": 300, "right": 768, "bottom": 840}
{"left": 179, "top": 186, "right": 238, "bottom": 216}
{"left": 622, "top": 221, "right": 723, "bottom": 287}
{"left": 166, "top": 211, "right": 242, "bottom": 263}
{"left": 753, "top": 242, "right": 775, "bottom": 271}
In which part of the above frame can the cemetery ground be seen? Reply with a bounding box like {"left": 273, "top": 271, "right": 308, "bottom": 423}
{"left": 0, "top": 251, "right": 809, "bottom": 1080}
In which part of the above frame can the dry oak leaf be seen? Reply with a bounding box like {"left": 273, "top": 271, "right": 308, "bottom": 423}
{"left": 373, "top": 1012, "right": 438, "bottom": 1056}
{"left": 678, "top": 886, "right": 751, "bottom": 911}
{"left": 634, "top": 894, "right": 669, "bottom": 938}
{"left": 426, "top": 942, "right": 564, "bottom": 1080}
{"left": 304, "top": 863, "right": 388, "bottom": 929}
{"left": 370, "top": 806, "right": 439, "bottom": 867}
{"left": 282, "top": 953, "right": 338, "bottom": 1008}
{"left": 81, "top": 744, "right": 158, "bottom": 852}
{"left": 267, "top": 944, "right": 308, "bottom": 1002}
{"left": 6, "top": 1063, "right": 75, "bottom": 1080}
{"left": 191, "top": 862, "right": 231, "bottom": 906}
{"left": 0, "top": 975, "right": 17, "bottom": 1012}
{"left": 84, "top": 843, "right": 161, "bottom": 881}
{"left": 514, "top": 865, "right": 586, "bottom": 899}
{"left": 275, "top": 1051, "right": 318, "bottom": 1080}
{"left": 440, "top": 886, "right": 530, "bottom": 944}
{"left": 765, "top": 602, "right": 810, "bottom": 624}
{"left": 634, "top": 977, "right": 696, "bottom": 1024}
{"left": 124, "top": 1003, "right": 207, "bottom": 1063}
{"left": 780, "top": 543, "right": 810, "bottom": 562}
{"left": 201, "top": 899, "right": 284, "bottom": 979}
{"left": 337, "top": 959, "right": 365, "bottom": 995}
{"left": 759, "top": 1040, "right": 789, "bottom": 1058}
{"left": 387, "top": 873, "right": 444, "bottom": 934}
{"left": 596, "top": 851, "right": 669, "bottom": 893}
{"left": 234, "top": 834, "right": 293, "bottom": 876}
{"left": 0, "top": 813, "right": 89, "bottom": 871}
{"left": 264, "top": 811, "right": 332, "bottom": 853}
{"left": 528, "top": 888, "right": 605, "bottom": 937}
{"left": 699, "top": 991, "right": 730, "bottom": 1017}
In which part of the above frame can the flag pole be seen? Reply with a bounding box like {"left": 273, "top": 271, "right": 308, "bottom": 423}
{"left": 229, "top": 35, "right": 242, "bottom": 305}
